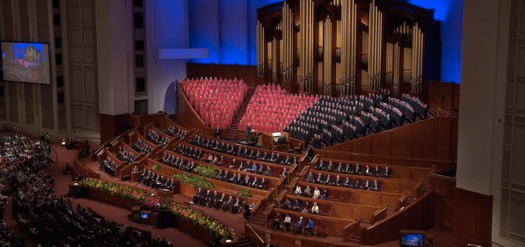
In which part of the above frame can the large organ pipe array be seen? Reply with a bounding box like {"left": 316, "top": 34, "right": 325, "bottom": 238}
{"left": 338, "top": 0, "right": 357, "bottom": 96}
{"left": 323, "top": 15, "right": 333, "bottom": 95}
{"left": 411, "top": 22, "right": 424, "bottom": 93}
{"left": 299, "top": 0, "right": 314, "bottom": 93}
{"left": 256, "top": 0, "right": 439, "bottom": 96}
{"left": 282, "top": 3, "right": 294, "bottom": 82}
{"left": 368, "top": 0, "right": 383, "bottom": 91}
{"left": 394, "top": 21, "right": 424, "bottom": 93}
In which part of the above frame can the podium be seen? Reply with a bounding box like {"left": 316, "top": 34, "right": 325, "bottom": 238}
{"left": 158, "top": 189, "right": 174, "bottom": 198}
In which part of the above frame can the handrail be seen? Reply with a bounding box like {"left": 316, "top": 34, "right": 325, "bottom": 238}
{"left": 177, "top": 83, "right": 205, "bottom": 125}
{"left": 396, "top": 193, "right": 409, "bottom": 211}
{"left": 251, "top": 188, "right": 274, "bottom": 224}
{"left": 370, "top": 206, "right": 388, "bottom": 224}
{"left": 245, "top": 223, "right": 265, "bottom": 245}
{"left": 342, "top": 219, "right": 361, "bottom": 241}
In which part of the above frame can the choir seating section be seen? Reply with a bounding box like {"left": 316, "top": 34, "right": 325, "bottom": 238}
{"left": 182, "top": 77, "right": 248, "bottom": 129}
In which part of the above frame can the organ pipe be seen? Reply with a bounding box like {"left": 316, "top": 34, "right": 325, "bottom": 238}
{"left": 410, "top": 22, "right": 423, "bottom": 93}
{"left": 272, "top": 36, "right": 278, "bottom": 83}
{"left": 282, "top": 3, "right": 294, "bottom": 82}
{"left": 324, "top": 15, "right": 332, "bottom": 95}
{"left": 299, "top": 0, "right": 314, "bottom": 93}
{"left": 257, "top": 21, "right": 265, "bottom": 77}
{"left": 368, "top": 0, "right": 383, "bottom": 91}
{"left": 393, "top": 41, "right": 400, "bottom": 96}
{"left": 341, "top": 0, "right": 357, "bottom": 96}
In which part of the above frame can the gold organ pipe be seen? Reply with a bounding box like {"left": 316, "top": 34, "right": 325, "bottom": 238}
{"left": 352, "top": 0, "right": 356, "bottom": 94}
{"left": 419, "top": 32, "right": 424, "bottom": 92}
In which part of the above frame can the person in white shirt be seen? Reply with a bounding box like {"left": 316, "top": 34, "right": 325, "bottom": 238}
{"left": 294, "top": 185, "right": 302, "bottom": 196}
{"left": 312, "top": 187, "right": 321, "bottom": 199}
{"left": 311, "top": 202, "right": 319, "bottom": 214}
{"left": 283, "top": 215, "right": 292, "bottom": 231}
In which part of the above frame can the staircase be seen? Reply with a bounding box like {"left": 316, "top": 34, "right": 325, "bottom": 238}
{"left": 225, "top": 89, "right": 255, "bottom": 139}
{"left": 252, "top": 212, "right": 266, "bottom": 226}
{"left": 236, "top": 236, "right": 257, "bottom": 247}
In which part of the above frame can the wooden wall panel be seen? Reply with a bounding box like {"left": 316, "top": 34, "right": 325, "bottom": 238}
{"left": 436, "top": 118, "right": 452, "bottom": 159}
{"left": 401, "top": 127, "right": 413, "bottom": 157}
{"left": 380, "top": 133, "right": 392, "bottom": 156}
{"left": 426, "top": 80, "right": 461, "bottom": 114}
{"left": 320, "top": 117, "right": 458, "bottom": 170}
{"left": 99, "top": 114, "right": 129, "bottom": 144}
{"left": 370, "top": 135, "right": 381, "bottom": 154}
{"left": 453, "top": 188, "right": 492, "bottom": 247}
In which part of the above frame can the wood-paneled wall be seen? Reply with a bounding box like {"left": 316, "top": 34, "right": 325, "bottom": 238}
{"left": 453, "top": 188, "right": 492, "bottom": 247}
{"left": 361, "top": 191, "right": 434, "bottom": 245}
{"left": 316, "top": 116, "right": 458, "bottom": 170}
{"left": 424, "top": 80, "right": 460, "bottom": 114}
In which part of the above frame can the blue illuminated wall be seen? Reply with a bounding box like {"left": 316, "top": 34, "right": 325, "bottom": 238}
{"left": 188, "top": 0, "right": 281, "bottom": 65}
{"left": 409, "top": 0, "right": 463, "bottom": 84}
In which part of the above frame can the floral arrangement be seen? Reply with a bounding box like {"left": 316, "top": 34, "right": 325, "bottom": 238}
{"left": 193, "top": 165, "right": 218, "bottom": 178}
{"left": 79, "top": 178, "right": 148, "bottom": 202}
{"left": 174, "top": 173, "right": 213, "bottom": 189}
{"left": 78, "top": 178, "right": 232, "bottom": 240}
{"left": 165, "top": 200, "right": 232, "bottom": 239}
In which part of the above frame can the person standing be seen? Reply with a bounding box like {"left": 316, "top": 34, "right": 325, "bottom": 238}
{"left": 243, "top": 202, "right": 251, "bottom": 222}
{"left": 245, "top": 123, "right": 252, "bottom": 142}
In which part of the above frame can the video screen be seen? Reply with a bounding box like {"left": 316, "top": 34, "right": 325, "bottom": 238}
{"left": 140, "top": 213, "right": 149, "bottom": 219}
{"left": 401, "top": 233, "right": 425, "bottom": 247}
{"left": 1, "top": 41, "right": 51, "bottom": 85}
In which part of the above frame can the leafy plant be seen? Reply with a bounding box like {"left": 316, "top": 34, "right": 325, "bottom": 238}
{"left": 174, "top": 173, "right": 213, "bottom": 189}
{"left": 255, "top": 142, "right": 263, "bottom": 148}
{"left": 152, "top": 164, "right": 161, "bottom": 172}
{"left": 193, "top": 165, "right": 218, "bottom": 178}
{"left": 131, "top": 213, "right": 141, "bottom": 222}
{"left": 237, "top": 188, "right": 251, "bottom": 198}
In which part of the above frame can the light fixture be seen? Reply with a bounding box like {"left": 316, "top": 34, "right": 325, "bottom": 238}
{"left": 61, "top": 138, "right": 67, "bottom": 146}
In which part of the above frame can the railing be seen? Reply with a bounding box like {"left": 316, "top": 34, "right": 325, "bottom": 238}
{"left": 73, "top": 156, "right": 100, "bottom": 179}
{"left": 396, "top": 192, "right": 409, "bottom": 211}
{"left": 342, "top": 219, "right": 361, "bottom": 241}
{"left": 251, "top": 188, "right": 275, "bottom": 225}
{"left": 413, "top": 177, "right": 426, "bottom": 198}
{"left": 370, "top": 206, "right": 388, "bottom": 224}
{"left": 245, "top": 223, "right": 266, "bottom": 247}
{"left": 263, "top": 203, "right": 276, "bottom": 227}
{"left": 361, "top": 190, "right": 433, "bottom": 245}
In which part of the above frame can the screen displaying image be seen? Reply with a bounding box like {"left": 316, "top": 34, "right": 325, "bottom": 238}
{"left": 1, "top": 41, "right": 51, "bottom": 84}
{"left": 401, "top": 233, "right": 424, "bottom": 247}
{"left": 140, "top": 213, "right": 149, "bottom": 219}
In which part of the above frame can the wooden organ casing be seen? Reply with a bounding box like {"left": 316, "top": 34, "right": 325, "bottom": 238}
{"left": 256, "top": 0, "right": 441, "bottom": 98}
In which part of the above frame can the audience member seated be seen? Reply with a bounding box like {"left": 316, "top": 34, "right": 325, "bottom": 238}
{"left": 284, "top": 89, "right": 429, "bottom": 148}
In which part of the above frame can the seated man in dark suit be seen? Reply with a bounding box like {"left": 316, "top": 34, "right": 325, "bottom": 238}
{"left": 293, "top": 216, "right": 305, "bottom": 234}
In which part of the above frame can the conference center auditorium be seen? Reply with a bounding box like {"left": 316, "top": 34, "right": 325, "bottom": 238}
{"left": 0, "top": 0, "right": 523, "bottom": 246}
